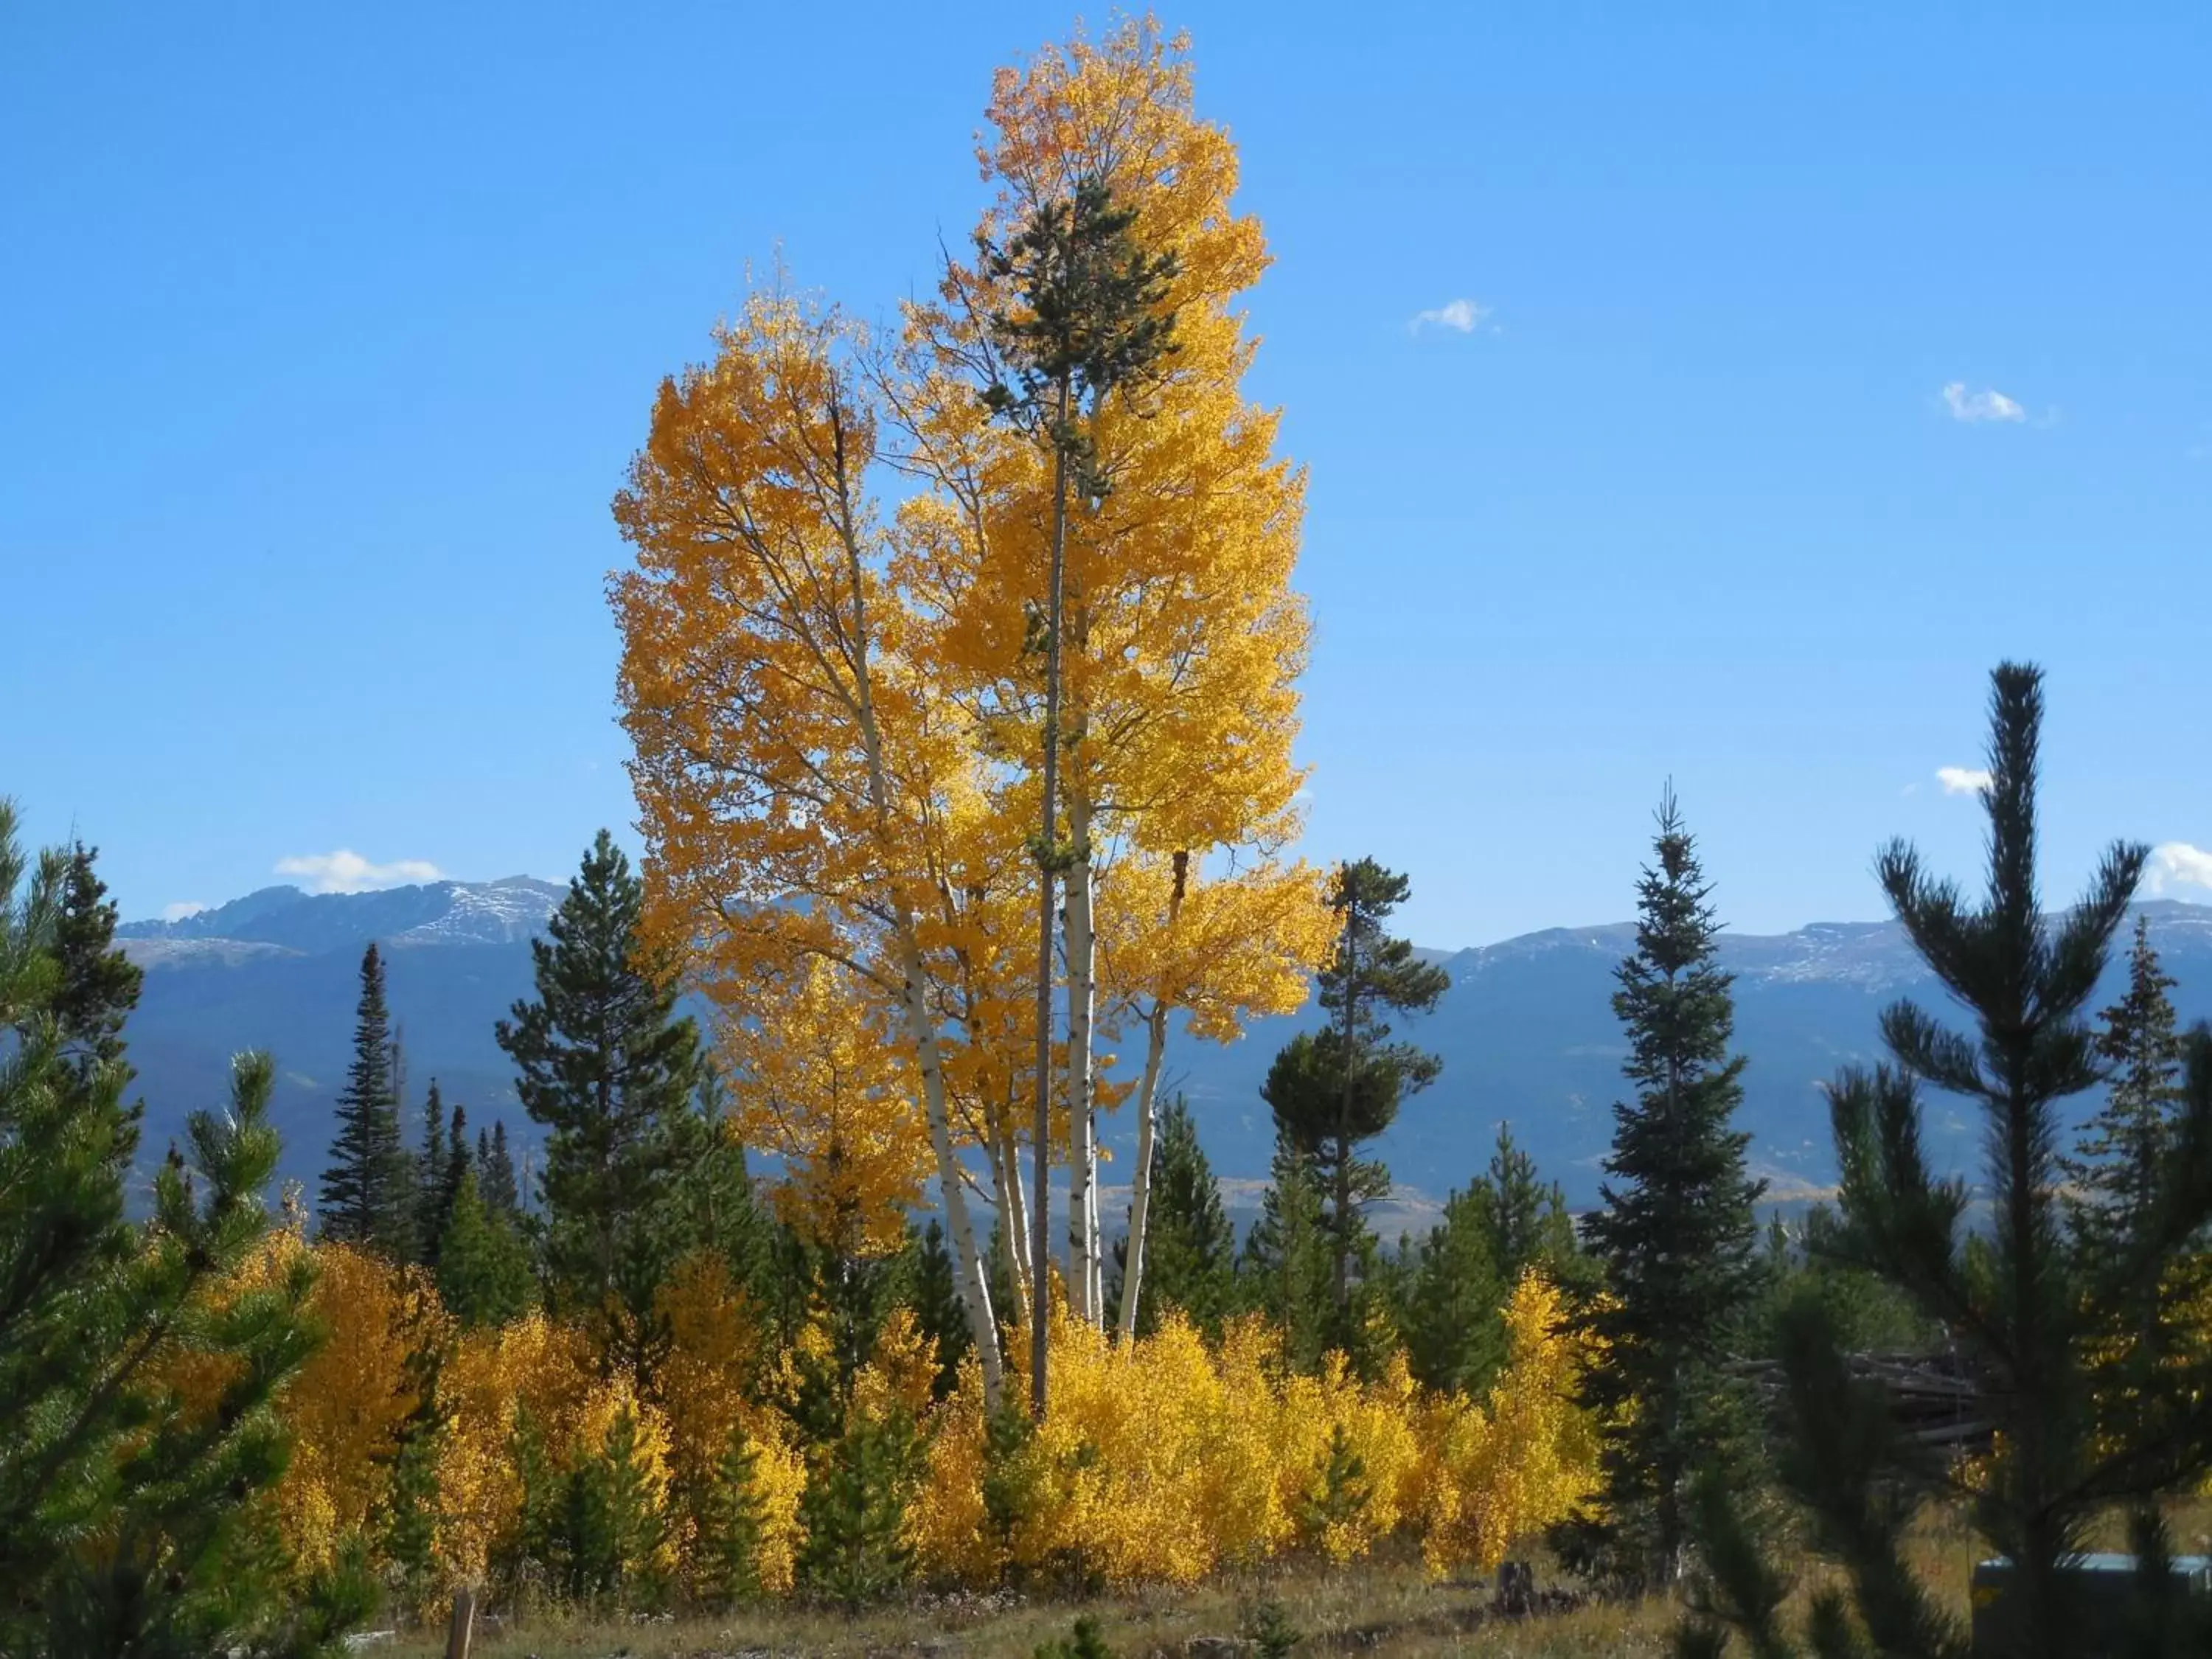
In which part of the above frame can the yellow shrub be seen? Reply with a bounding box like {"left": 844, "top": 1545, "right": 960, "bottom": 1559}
{"left": 1414, "top": 1273, "right": 1604, "bottom": 1576}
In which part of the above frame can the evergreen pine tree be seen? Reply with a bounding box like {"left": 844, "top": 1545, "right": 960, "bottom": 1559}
{"left": 413, "top": 1079, "right": 450, "bottom": 1265}
{"left": 669, "top": 1065, "right": 773, "bottom": 1298}
{"left": 1261, "top": 859, "right": 1447, "bottom": 1349}
{"left": 1569, "top": 788, "right": 1766, "bottom": 1592}
{"left": 1115, "top": 1096, "right": 1237, "bottom": 1338}
{"left": 908, "top": 1219, "right": 973, "bottom": 1399}
{"left": 495, "top": 829, "right": 712, "bottom": 1383}
{"left": 1299, "top": 1421, "right": 1374, "bottom": 1548}
{"left": 51, "top": 840, "right": 141, "bottom": 1079}
{"left": 319, "top": 942, "right": 415, "bottom": 1258}
{"left": 380, "top": 1394, "right": 445, "bottom": 1621}
{"left": 1475, "top": 1121, "right": 1585, "bottom": 1289}
{"left": 1400, "top": 1183, "right": 1507, "bottom": 1396}
{"left": 794, "top": 1411, "right": 921, "bottom": 1608}
{"left": 0, "top": 804, "right": 371, "bottom": 1657}
{"left": 439, "top": 1099, "right": 469, "bottom": 1235}
{"left": 1037, "top": 1614, "right": 1118, "bottom": 1659}
{"left": 1680, "top": 664, "right": 2212, "bottom": 1659}
{"left": 2063, "top": 919, "right": 2191, "bottom": 1281}
{"left": 479, "top": 1119, "right": 521, "bottom": 1216}
{"left": 436, "top": 1166, "right": 536, "bottom": 1327}
{"left": 1239, "top": 1130, "right": 1335, "bottom": 1372}
{"left": 694, "top": 1428, "right": 767, "bottom": 1607}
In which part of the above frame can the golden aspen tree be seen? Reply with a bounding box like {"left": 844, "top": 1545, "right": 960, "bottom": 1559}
{"left": 613, "top": 292, "right": 1009, "bottom": 1403}
{"left": 717, "top": 956, "right": 933, "bottom": 1257}
{"left": 894, "top": 20, "right": 1316, "bottom": 1332}
{"left": 1098, "top": 852, "right": 1332, "bottom": 1339}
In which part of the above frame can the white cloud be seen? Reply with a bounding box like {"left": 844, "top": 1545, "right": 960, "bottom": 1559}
{"left": 1411, "top": 298, "right": 1489, "bottom": 334}
{"left": 1936, "top": 766, "right": 1994, "bottom": 796}
{"left": 274, "top": 850, "right": 443, "bottom": 894}
{"left": 2144, "top": 841, "right": 2212, "bottom": 897}
{"left": 162, "top": 901, "right": 210, "bottom": 922}
{"left": 1941, "top": 382, "right": 2026, "bottom": 424}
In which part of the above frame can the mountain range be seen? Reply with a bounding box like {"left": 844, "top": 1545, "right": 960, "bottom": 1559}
{"left": 113, "top": 878, "right": 2212, "bottom": 1221}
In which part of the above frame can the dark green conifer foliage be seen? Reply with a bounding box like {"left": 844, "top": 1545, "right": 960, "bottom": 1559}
{"left": 479, "top": 1119, "right": 521, "bottom": 1216}
{"left": 496, "top": 829, "right": 711, "bottom": 1384}
{"left": 694, "top": 1429, "right": 766, "bottom": 1607}
{"left": 1300, "top": 1422, "right": 1373, "bottom": 1548}
{"left": 418, "top": 1077, "right": 445, "bottom": 1244}
{"left": 2062, "top": 915, "right": 2202, "bottom": 1425}
{"left": 1571, "top": 789, "right": 1766, "bottom": 1592}
{"left": 1262, "top": 858, "right": 1447, "bottom": 1341}
{"left": 1748, "top": 1203, "right": 1933, "bottom": 1360}
{"left": 582, "top": 1405, "right": 669, "bottom": 1609}
{"left": 908, "top": 1219, "right": 973, "bottom": 1399}
{"left": 1245, "top": 1599, "right": 1301, "bottom": 1659}
{"left": 1037, "top": 1613, "right": 1118, "bottom": 1659}
{"left": 380, "top": 1399, "right": 444, "bottom": 1621}
{"left": 436, "top": 1166, "right": 536, "bottom": 1328}
{"left": 319, "top": 942, "right": 416, "bottom": 1258}
{"left": 1115, "top": 1096, "right": 1237, "bottom": 1338}
{"left": 0, "top": 803, "right": 367, "bottom": 1658}
{"left": 1680, "top": 664, "right": 2212, "bottom": 1659}
{"left": 981, "top": 1399, "right": 1044, "bottom": 1586}
{"left": 52, "top": 840, "right": 141, "bottom": 1079}
{"left": 1401, "top": 1183, "right": 1506, "bottom": 1396}
{"left": 1475, "top": 1121, "right": 1586, "bottom": 1290}
{"left": 1239, "top": 1130, "right": 1335, "bottom": 1373}
{"left": 794, "top": 1411, "right": 921, "bottom": 1608}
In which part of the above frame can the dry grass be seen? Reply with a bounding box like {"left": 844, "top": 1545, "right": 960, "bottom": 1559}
{"left": 381, "top": 1503, "right": 2212, "bottom": 1659}
{"left": 383, "top": 1557, "right": 1675, "bottom": 1659}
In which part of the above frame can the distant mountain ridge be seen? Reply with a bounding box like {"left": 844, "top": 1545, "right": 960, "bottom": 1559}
{"left": 119, "top": 876, "right": 565, "bottom": 958}
{"left": 111, "top": 879, "right": 2212, "bottom": 1213}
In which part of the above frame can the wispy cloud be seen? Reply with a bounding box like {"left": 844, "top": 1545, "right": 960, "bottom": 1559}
{"left": 1941, "top": 382, "right": 2026, "bottom": 424}
{"left": 2144, "top": 841, "right": 2212, "bottom": 897}
{"left": 1411, "top": 298, "right": 1489, "bottom": 334}
{"left": 1936, "top": 765, "right": 1993, "bottom": 796}
{"left": 274, "top": 850, "right": 443, "bottom": 894}
{"left": 162, "top": 901, "right": 210, "bottom": 922}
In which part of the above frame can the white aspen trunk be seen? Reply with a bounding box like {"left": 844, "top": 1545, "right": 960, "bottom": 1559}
{"left": 888, "top": 928, "right": 1004, "bottom": 1405}
{"left": 1063, "top": 788, "right": 1100, "bottom": 1326}
{"left": 1115, "top": 1001, "right": 1170, "bottom": 1342}
{"left": 834, "top": 451, "right": 1005, "bottom": 1408}
{"left": 994, "top": 1127, "right": 1032, "bottom": 1306}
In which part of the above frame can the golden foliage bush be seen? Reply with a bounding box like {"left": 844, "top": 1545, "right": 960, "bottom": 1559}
{"left": 204, "top": 1208, "right": 1597, "bottom": 1609}
{"left": 911, "top": 1275, "right": 1601, "bottom": 1591}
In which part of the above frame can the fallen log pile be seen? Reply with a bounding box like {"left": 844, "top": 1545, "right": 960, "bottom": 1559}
{"left": 1728, "top": 1349, "right": 1994, "bottom": 1455}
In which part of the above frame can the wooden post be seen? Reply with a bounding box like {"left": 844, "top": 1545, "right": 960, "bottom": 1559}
{"left": 444, "top": 1586, "right": 476, "bottom": 1659}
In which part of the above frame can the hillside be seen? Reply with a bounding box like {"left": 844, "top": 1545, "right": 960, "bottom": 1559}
{"left": 115, "top": 880, "right": 2212, "bottom": 1213}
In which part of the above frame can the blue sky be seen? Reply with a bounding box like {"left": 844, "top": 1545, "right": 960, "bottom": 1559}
{"left": 4, "top": 2, "right": 2208, "bottom": 946}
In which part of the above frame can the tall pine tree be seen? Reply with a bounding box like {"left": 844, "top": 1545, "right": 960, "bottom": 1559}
{"left": 1680, "top": 664, "right": 2212, "bottom": 1659}
{"left": 479, "top": 1119, "right": 521, "bottom": 1215}
{"left": 52, "top": 840, "right": 142, "bottom": 1081}
{"left": 1238, "top": 1129, "right": 1335, "bottom": 1373}
{"left": 436, "top": 1165, "right": 535, "bottom": 1328}
{"left": 318, "top": 942, "right": 415, "bottom": 1258}
{"left": 1569, "top": 789, "right": 1765, "bottom": 1592}
{"left": 1474, "top": 1121, "right": 1585, "bottom": 1290}
{"left": 496, "top": 829, "right": 712, "bottom": 1383}
{"left": 0, "top": 807, "right": 372, "bottom": 1657}
{"left": 2063, "top": 915, "right": 2188, "bottom": 1266}
{"left": 1400, "top": 1182, "right": 1506, "bottom": 1397}
{"left": 1261, "top": 858, "right": 1447, "bottom": 1347}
